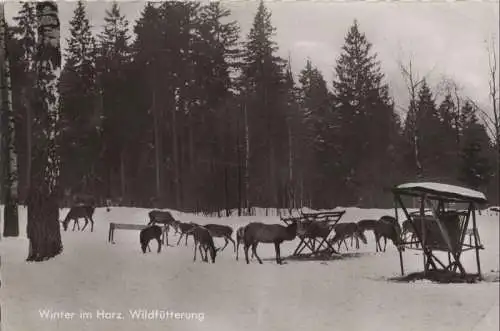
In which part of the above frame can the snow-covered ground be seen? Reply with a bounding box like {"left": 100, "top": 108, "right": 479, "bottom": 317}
{"left": 1, "top": 205, "right": 498, "bottom": 331}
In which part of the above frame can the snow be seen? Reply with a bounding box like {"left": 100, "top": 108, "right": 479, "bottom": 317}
{"left": 1, "top": 205, "right": 498, "bottom": 331}
{"left": 396, "top": 182, "right": 488, "bottom": 202}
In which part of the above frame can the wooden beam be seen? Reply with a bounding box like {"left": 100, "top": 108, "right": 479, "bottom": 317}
{"left": 472, "top": 204, "right": 482, "bottom": 278}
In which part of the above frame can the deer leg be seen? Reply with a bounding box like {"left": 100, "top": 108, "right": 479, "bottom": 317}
{"left": 375, "top": 234, "right": 380, "bottom": 252}
{"left": 71, "top": 219, "right": 77, "bottom": 231}
{"left": 82, "top": 217, "right": 90, "bottom": 231}
{"left": 244, "top": 244, "right": 250, "bottom": 264}
{"left": 193, "top": 241, "right": 198, "bottom": 262}
{"left": 236, "top": 241, "right": 240, "bottom": 261}
{"left": 156, "top": 237, "right": 161, "bottom": 253}
{"left": 89, "top": 216, "right": 94, "bottom": 232}
{"left": 383, "top": 237, "right": 387, "bottom": 252}
{"left": 229, "top": 237, "right": 236, "bottom": 253}
{"left": 203, "top": 246, "right": 209, "bottom": 262}
{"left": 185, "top": 233, "right": 189, "bottom": 246}
{"left": 252, "top": 243, "right": 263, "bottom": 264}
{"left": 274, "top": 242, "right": 281, "bottom": 264}
{"left": 147, "top": 240, "right": 152, "bottom": 252}
{"left": 220, "top": 237, "right": 229, "bottom": 251}
{"left": 200, "top": 245, "right": 207, "bottom": 262}
{"left": 177, "top": 233, "right": 184, "bottom": 246}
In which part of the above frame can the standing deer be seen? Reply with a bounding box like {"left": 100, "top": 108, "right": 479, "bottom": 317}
{"left": 330, "top": 223, "right": 367, "bottom": 251}
{"left": 176, "top": 222, "right": 198, "bottom": 246}
{"left": 379, "top": 215, "right": 401, "bottom": 233}
{"left": 243, "top": 221, "right": 298, "bottom": 264}
{"left": 402, "top": 220, "right": 418, "bottom": 247}
{"left": 140, "top": 225, "right": 162, "bottom": 253}
{"left": 148, "top": 210, "right": 179, "bottom": 233}
{"left": 204, "top": 224, "right": 236, "bottom": 252}
{"left": 60, "top": 205, "right": 96, "bottom": 232}
{"left": 187, "top": 225, "right": 217, "bottom": 263}
{"left": 236, "top": 226, "right": 255, "bottom": 261}
{"left": 374, "top": 220, "right": 404, "bottom": 252}
{"left": 148, "top": 210, "right": 179, "bottom": 245}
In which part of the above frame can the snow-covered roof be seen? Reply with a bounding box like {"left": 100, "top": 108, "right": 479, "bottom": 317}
{"left": 393, "top": 182, "right": 487, "bottom": 204}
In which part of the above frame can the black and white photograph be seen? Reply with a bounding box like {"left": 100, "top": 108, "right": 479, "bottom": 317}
{"left": 0, "top": 0, "right": 499, "bottom": 330}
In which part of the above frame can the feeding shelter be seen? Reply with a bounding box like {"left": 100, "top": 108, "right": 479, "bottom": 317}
{"left": 281, "top": 210, "right": 345, "bottom": 257}
{"left": 392, "top": 182, "right": 487, "bottom": 278}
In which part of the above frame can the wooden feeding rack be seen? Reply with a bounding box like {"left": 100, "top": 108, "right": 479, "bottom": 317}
{"left": 282, "top": 210, "right": 346, "bottom": 257}
{"left": 392, "top": 182, "right": 487, "bottom": 278}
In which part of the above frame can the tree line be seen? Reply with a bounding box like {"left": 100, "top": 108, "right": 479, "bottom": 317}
{"left": 3, "top": 0, "right": 498, "bottom": 220}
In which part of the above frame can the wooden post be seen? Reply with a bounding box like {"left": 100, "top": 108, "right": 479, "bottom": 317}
{"left": 471, "top": 203, "right": 482, "bottom": 279}
{"left": 420, "top": 196, "right": 427, "bottom": 274}
{"left": 394, "top": 194, "right": 404, "bottom": 276}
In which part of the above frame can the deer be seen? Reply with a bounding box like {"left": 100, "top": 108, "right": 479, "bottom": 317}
{"left": 380, "top": 215, "right": 401, "bottom": 232}
{"left": 374, "top": 220, "right": 404, "bottom": 253}
{"left": 243, "top": 220, "right": 298, "bottom": 264}
{"left": 147, "top": 210, "right": 179, "bottom": 245}
{"left": 186, "top": 225, "right": 218, "bottom": 263}
{"left": 140, "top": 225, "right": 163, "bottom": 254}
{"left": 296, "top": 220, "right": 340, "bottom": 254}
{"left": 330, "top": 223, "right": 367, "bottom": 251}
{"left": 147, "top": 210, "right": 179, "bottom": 233}
{"left": 60, "top": 205, "right": 96, "bottom": 232}
{"left": 203, "top": 224, "right": 236, "bottom": 252}
{"left": 402, "top": 219, "right": 419, "bottom": 247}
{"left": 236, "top": 226, "right": 256, "bottom": 261}
{"left": 357, "top": 219, "right": 379, "bottom": 235}
{"left": 176, "top": 221, "right": 199, "bottom": 246}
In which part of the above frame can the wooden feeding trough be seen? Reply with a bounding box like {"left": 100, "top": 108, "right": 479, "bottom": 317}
{"left": 392, "top": 182, "right": 487, "bottom": 279}
{"left": 282, "top": 210, "right": 346, "bottom": 257}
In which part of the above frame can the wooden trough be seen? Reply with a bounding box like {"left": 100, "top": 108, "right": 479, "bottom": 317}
{"left": 392, "top": 182, "right": 487, "bottom": 279}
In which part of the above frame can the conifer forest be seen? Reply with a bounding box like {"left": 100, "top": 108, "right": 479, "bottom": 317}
{"left": 1, "top": 0, "right": 498, "bottom": 222}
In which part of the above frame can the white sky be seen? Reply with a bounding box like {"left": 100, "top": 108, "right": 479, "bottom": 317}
{"left": 4, "top": 0, "right": 500, "bottom": 121}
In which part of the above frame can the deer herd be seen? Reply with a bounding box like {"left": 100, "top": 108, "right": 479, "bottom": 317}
{"left": 59, "top": 202, "right": 417, "bottom": 265}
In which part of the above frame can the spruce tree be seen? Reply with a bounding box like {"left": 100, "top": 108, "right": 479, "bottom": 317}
{"left": 458, "top": 101, "right": 492, "bottom": 189}
{"left": 332, "top": 20, "right": 399, "bottom": 206}
{"left": 12, "top": 2, "right": 37, "bottom": 202}
{"left": 59, "top": 0, "right": 99, "bottom": 197}
{"left": 132, "top": 3, "right": 163, "bottom": 205}
{"left": 298, "top": 59, "right": 335, "bottom": 207}
{"left": 241, "top": 0, "right": 288, "bottom": 207}
{"left": 96, "top": 1, "right": 132, "bottom": 201}
{"left": 414, "top": 80, "right": 451, "bottom": 180}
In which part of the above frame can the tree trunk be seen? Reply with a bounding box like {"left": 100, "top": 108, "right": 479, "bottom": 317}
{"left": 244, "top": 102, "right": 250, "bottom": 211}
{"left": 25, "top": 90, "right": 32, "bottom": 201}
{"left": 152, "top": 88, "right": 161, "bottom": 203}
{"left": 287, "top": 118, "right": 294, "bottom": 210}
{"left": 1, "top": 3, "right": 19, "bottom": 237}
{"left": 120, "top": 147, "right": 126, "bottom": 202}
{"left": 27, "top": 1, "right": 62, "bottom": 261}
{"left": 172, "top": 88, "right": 181, "bottom": 209}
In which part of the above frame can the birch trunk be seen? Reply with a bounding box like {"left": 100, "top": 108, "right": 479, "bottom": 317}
{"left": 26, "top": 1, "right": 62, "bottom": 261}
{"left": 0, "top": 3, "right": 19, "bottom": 237}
